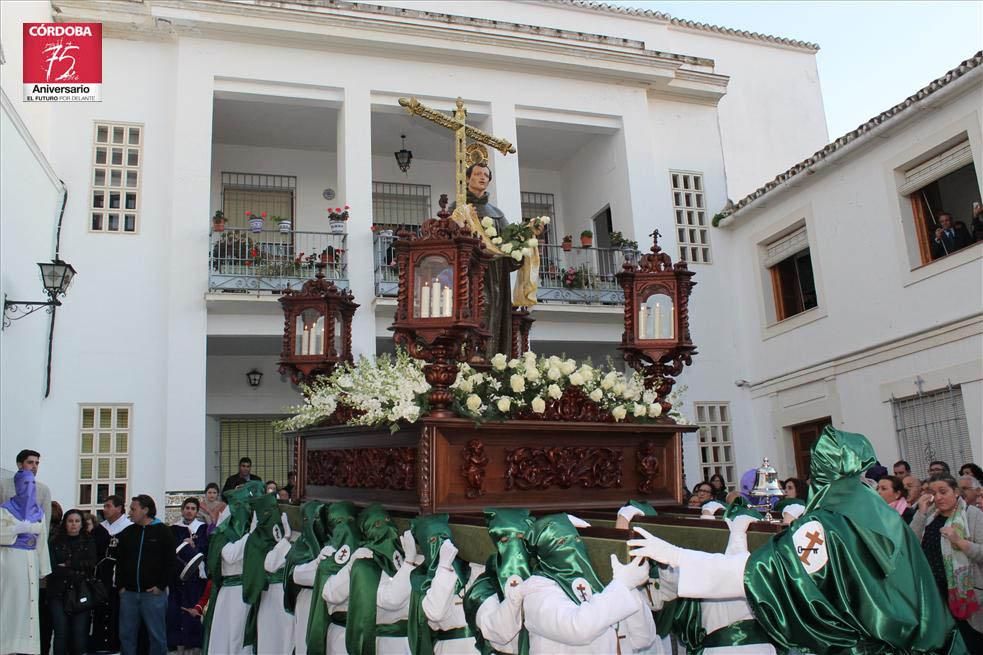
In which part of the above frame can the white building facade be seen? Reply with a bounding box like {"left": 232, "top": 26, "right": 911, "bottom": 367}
{"left": 2, "top": 0, "right": 836, "bottom": 511}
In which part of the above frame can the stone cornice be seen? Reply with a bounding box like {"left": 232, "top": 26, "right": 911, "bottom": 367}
{"left": 51, "top": 0, "right": 728, "bottom": 101}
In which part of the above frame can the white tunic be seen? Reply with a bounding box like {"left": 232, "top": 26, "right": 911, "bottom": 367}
{"left": 421, "top": 563, "right": 484, "bottom": 655}
{"left": 474, "top": 589, "right": 523, "bottom": 654}
{"left": 292, "top": 557, "right": 324, "bottom": 655}
{"left": 259, "top": 538, "right": 295, "bottom": 655}
{"left": 323, "top": 559, "right": 416, "bottom": 654}
{"left": 207, "top": 533, "right": 251, "bottom": 655}
{"left": 522, "top": 575, "right": 658, "bottom": 654}
{"left": 0, "top": 508, "right": 50, "bottom": 655}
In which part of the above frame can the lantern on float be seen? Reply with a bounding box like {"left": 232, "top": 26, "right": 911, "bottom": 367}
{"left": 278, "top": 263, "right": 358, "bottom": 387}
{"left": 616, "top": 229, "right": 697, "bottom": 413}
{"left": 391, "top": 195, "right": 492, "bottom": 416}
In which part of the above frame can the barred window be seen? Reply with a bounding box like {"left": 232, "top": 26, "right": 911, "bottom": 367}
{"left": 521, "top": 191, "right": 558, "bottom": 243}
{"left": 893, "top": 384, "right": 973, "bottom": 478}
{"left": 218, "top": 418, "right": 292, "bottom": 489}
{"left": 694, "top": 402, "right": 734, "bottom": 487}
{"left": 372, "top": 181, "right": 431, "bottom": 229}
{"left": 671, "top": 171, "right": 710, "bottom": 264}
{"left": 221, "top": 172, "right": 296, "bottom": 229}
{"left": 90, "top": 123, "right": 141, "bottom": 233}
{"left": 78, "top": 405, "right": 130, "bottom": 517}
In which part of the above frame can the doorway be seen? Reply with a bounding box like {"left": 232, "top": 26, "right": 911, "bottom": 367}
{"left": 790, "top": 417, "right": 831, "bottom": 479}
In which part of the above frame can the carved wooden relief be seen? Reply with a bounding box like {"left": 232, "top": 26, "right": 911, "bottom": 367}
{"left": 504, "top": 447, "right": 623, "bottom": 491}
{"left": 307, "top": 447, "right": 416, "bottom": 491}
{"left": 636, "top": 440, "right": 661, "bottom": 495}
{"left": 461, "top": 439, "right": 489, "bottom": 498}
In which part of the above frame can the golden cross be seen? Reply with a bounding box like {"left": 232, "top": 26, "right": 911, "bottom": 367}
{"left": 398, "top": 97, "right": 516, "bottom": 209}
{"left": 797, "top": 530, "right": 824, "bottom": 565}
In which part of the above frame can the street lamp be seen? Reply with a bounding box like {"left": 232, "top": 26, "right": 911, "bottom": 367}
{"left": 3, "top": 259, "right": 77, "bottom": 328}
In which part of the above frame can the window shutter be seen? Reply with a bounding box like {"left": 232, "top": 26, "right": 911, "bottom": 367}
{"left": 763, "top": 226, "right": 808, "bottom": 268}
{"left": 898, "top": 140, "right": 973, "bottom": 196}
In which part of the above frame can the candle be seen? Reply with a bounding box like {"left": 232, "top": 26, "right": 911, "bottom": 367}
{"left": 431, "top": 278, "right": 442, "bottom": 318}
{"left": 655, "top": 303, "right": 663, "bottom": 339}
{"left": 442, "top": 286, "right": 453, "bottom": 317}
{"left": 670, "top": 305, "right": 675, "bottom": 339}
{"left": 638, "top": 306, "right": 648, "bottom": 339}
{"left": 314, "top": 316, "right": 323, "bottom": 354}
{"left": 302, "top": 325, "right": 310, "bottom": 355}
{"left": 420, "top": 281, "right": 431, "bottom": 318}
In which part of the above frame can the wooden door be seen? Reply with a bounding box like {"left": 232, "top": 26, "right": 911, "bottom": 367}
{"left": 791, "top": 418, "right": 831, "bottom": 479}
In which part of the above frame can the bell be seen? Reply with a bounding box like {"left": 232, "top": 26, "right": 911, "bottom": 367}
{"left": 750, "top": 457, "right": 785, "bottom": 499}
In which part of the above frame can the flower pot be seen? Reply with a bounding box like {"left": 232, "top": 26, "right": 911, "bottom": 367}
{"left": 379, "top": 229, "right": 394, "bottom": 238}
{"left": 621, "top": 245, "right": 635, "bottom": 258}
{"left": 580, "top": 236, "right": 593, "bottom": 247}
{"left": 561, "top": 241, "right": 572, "bottom": 252}
{"left": 330, "top": 220, "right": 346, "bottom": 234}
{"left": 278, "top": 220, "right": 292, "bottom": 234}
{"left": 212, "top": 219, "right": 226, "bottom": 233}
{"left": 249, "top": 217, "right": 264, "bottom": 233}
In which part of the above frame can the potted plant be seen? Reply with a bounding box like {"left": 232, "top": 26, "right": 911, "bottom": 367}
{"left": 561, "top": 234, "right": 573, "bottom": 252}
{"left": 274, "top": 215, "right": 292, "bottom": 234}
{"left": 328, "top": 205, "right": 350, "bottom": 234}
{"left": 609, "top": 231, "right": 638, "bottom": 257}
{"left": 212, "top": 210, "right": 227, "bottom": 232}
{"left": 580, "top": 230, "right": 593, "bottom": 248}
{"left": 246, "top": 211, "right": 266, "bottom": 233}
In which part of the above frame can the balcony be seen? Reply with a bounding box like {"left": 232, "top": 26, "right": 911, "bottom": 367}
{"left": 209, "top": 227, "right": 348, "bottom": 293}
{"left": 372, "top": 234, "right": 630, "bottom": 305}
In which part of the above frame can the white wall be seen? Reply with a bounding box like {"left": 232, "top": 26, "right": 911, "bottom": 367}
{"left": 0, "top": 1, "right": 54, "bottom": 156}
{"left": 206, "top": 355, "right": 299, "bottom": 416}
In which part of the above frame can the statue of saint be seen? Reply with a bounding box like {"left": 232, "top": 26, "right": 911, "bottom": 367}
{"left": 451, "top": 162, "right": 519, "bottom": 359}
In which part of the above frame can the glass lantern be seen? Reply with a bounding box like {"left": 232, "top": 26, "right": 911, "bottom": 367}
{"left": 413, "top": 255, "right": 454, "bottom": 319}
{"left": 638, "top": 291, "right": 674, "bottom": 341}
{"left": 332, "top": 312, "right": 343, "bottom": 357}
{"left": 295, "top": 309, "right": 325, "bottom": 356}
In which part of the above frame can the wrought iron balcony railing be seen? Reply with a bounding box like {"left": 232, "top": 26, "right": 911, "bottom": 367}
{"left": 209, "top": 227, "right": 348, "bottom": 293}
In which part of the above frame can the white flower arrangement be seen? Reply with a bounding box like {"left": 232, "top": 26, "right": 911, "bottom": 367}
{"left": 481, "top": 216, "right": 550, "bottom": 262}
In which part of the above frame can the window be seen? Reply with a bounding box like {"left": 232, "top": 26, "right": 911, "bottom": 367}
{"left": 218, "top": 418, "right": 291, "bottom": 488}
{"left": 372, "top": 181, "right": 431, "bottom": 230}
{"left": 221, "top": 172, "right": 296, "bottom": 229}
{"left": 694, "top": 402, "right": 734, "bottom": 487}
{"left": 521, "top": 191, "right": 558, "bottom": 244}
{"left": 671, "top": 171, "right": 710, "bottom": 264}
{"left": 901, "top": 140, "right": 981, "bottom": 264}
{"left": 78, "top": 405, "right": 130, "bottom": 518}
{"left": 90, "top": 123, "right": 141, "bottom": 233}
{"left": 764, "top": 227, "right": 817, "bottom": 321}
{"left": 892, "top": 384, "right": 973, "bottom": 478}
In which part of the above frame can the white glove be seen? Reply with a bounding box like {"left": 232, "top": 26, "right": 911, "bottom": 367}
{"left": 782, "top": 504, "right": 806, "bottom": 523}
{"left": 504, "top": 575, "right": 525, "bottom": 605}
{"left": 437, "top": 539, "right": 458, "bottom": 570}
{"left": 352, "top": 547, "right": 373, "bottom": 561}
{"left": 611, "top": 554, "right": 649, "bottom": 589}
{"left": 566, "top": 514, "right": 591, "bottom": 528}
{"left": 724, "top": 514, "right": 757, "bottom": 535}
{"left": 318, "top": 546, "right": 336, "bottom": 560}
{"left": 400, "top": 530, "right": 418, "bottom": 565}
{"left": 249, "top": 512, "right": 258, "bottom": 533}
{"left": 627, "top": 526, "right": 682, "bottom": 567}
{"left": 701, "top": 501, "right": 725, "bottom": 517}
{"left": 280, "top": 513, "right": 292, "bottom": 541}
{"left": 617, "top": 505, "right": 645, "bottom": 523}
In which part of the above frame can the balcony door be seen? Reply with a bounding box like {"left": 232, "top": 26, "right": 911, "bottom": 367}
{"left": 790, "top": 417, "right": 831, "bottom": 479}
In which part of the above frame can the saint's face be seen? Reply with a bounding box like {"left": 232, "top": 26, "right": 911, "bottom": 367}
{"left": 467, "top": 166, "right": 490, "bottom": 197}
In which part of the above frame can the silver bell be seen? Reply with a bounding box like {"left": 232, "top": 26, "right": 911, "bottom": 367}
{"left": 750, "top": 457, "right": 785, "bottom": 499}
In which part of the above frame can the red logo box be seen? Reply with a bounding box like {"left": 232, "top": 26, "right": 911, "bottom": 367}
{"left": 23, "top": 23, "right": 102, "bottom": 102}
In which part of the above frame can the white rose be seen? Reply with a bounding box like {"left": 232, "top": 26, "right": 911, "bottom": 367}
{"left": 613, "top": 382, "right": 625, "bottom": 396}
{"left": 541, "top": 216, "right": 551, "bottom": 224}
{"left": 531, "top": 397, "right": 546, "bottom": 413}
{"left": 547, "top": 384, "right": 562, "bottom": 399}
{"left": 548, "top": 355, "right": 561, "bottom": 366}
{"left": 481, "top": 217, "right": 494, "bottom": 228}
{"left": 526, "top": 237, "right": 538, "bottom": 247}
{"left": 589, "top": 388, "right": 603, "bottom": 402}
{"left": 485, "top": 226, "right": 498, "bottom": 238}
{"left": 560, "top": 360, "right": 576, "bottom": 375}
{"left": 508, "top": 359, "right": 520, "bottom": 369}
{"left": 338, "top": 376, "right": 353, "bottom": 388}
{"left": 612, "top": 406, "right": 627, "bottom": 421}
{"left": 547, "top": 367, "right": 562, "bottom": 381}
{"left": 577, "top": 365, "right": 594, "bottom": 380}
{"left": 491, "top": 354, "right": 508, "bottom": 371}
{"left": 465, "top": 394, "right": 482, "bottom": 412}
{"left": 458, "top": 379, "right": 473, "bottom": 393}
{"left": 510, "top": 374, "right": 526, "bottom": 393}
{"left": 501, "top": 243, "right": 514, "bottom": 254}
{"left": 648, "top": 403, "right": 663, "bottom": 418}
{"left": 569, "top": 372, "right": 585, "bottom": 386}
{"left": 525, "top": 367, "right": 541, "bottom": 382}
{"left": 497, "top": 397, "right": 512, "bottom": 413}
{"left": 511, "top": 251, "right": 523, "bottom": 262}
{"left": 492, "top": 237, "right": 503, "bottom": 245}
{"left": 520, "top": 247, "right": 531, "bottom": 258}
{"left": 633, "top": 403, "right": 647, "bottom": 417}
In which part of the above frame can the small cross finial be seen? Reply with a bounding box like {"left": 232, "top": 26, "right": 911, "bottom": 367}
{"left": 314, "top": 261, "right": 327, "bottom": 279}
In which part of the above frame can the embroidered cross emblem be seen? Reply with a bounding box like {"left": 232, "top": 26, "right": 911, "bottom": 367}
{"left": 338, "top": 546, "right": 348, "bottom": 559}
{"left": 797, "top": 530, "right": 824, "bottom": 565}
{"left": 509, "top": 579, "right": 519, "bottom": 588}
{"left": 576, "top": 583, "right": 589, "bottom": 601}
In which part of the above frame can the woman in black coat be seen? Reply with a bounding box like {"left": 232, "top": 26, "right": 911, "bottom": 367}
{"left": 48, "top": 508, "right": 98, "bottom": 655}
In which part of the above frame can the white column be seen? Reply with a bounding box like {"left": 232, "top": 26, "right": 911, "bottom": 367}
{"left": 487, "top": 100, "right": 522, "bottom": 224}
{"left": 337, "top": 86, "right": 376, "bottom": 358}
{"left": 163, "top": 40, "right": 212, "bottom": 495}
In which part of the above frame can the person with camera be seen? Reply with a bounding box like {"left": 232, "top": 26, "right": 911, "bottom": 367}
{"left": 48, "top": 509, "right": 98, "bottom": 655}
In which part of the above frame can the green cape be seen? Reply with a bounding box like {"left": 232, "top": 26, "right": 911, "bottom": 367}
{"left": 408, "top": 514, "right": 471, "bottom": 655}
{"left": 242, "top": 492, "right": 282, "bottom": 651}
{"left": 528, "top": 513, "right": 602, "bottom": 605}
{"left": 283, "top": 500, "right": 327, "bottom": 614}
{"left": 463, "top": 508, "right": 534, "bottom": 655}
{"left": 306, "top": 502, "right": 361, "bottom": 655}
{"left": 744, "top": 427, "right": 966, "bottom": 654}
{"left": 346, "top": 504, "right": 404, "bottom": 655}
